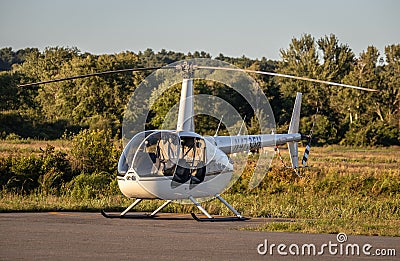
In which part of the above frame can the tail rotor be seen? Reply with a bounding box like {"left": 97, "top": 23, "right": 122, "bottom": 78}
{"left": 301, "top": 107, "right": 318, "bottom": 168}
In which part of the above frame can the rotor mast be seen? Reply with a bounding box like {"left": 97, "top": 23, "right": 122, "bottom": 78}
{"left": 176, "top": 62, "right": 195, "bottom": 132}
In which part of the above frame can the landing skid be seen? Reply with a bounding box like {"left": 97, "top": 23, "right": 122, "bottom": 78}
{"left": 190, "top": 212, "right": 249, "bottom": 222}
{"left": 101, "top": 194, "right": 248, "bottom": 222}
{"left": 101, "top": 199, "right": 172, "bottom": 219}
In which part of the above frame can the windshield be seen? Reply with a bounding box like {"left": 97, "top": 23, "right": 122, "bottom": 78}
{"left": 118, "top": 131, "right": 181, "bottom": 177}
{"left": 118, "top": 131, "right": 155, "bottom": 175}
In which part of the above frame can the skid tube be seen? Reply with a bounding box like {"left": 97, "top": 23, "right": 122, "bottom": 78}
{"left": 101, "top": 199, "right": 172, "bottom": 219}
{"left": 101, "top": 210, "right": 156, "bottom": 219}
{"left": 190, "top": 213, "right": 249, "bottom": 222}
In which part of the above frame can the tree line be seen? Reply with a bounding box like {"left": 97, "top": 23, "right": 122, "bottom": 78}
{"left": 0, "top": 34, "right": 399, "bottom": 145}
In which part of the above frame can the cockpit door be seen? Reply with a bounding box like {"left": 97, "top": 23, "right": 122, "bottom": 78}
{"left": 172, "top": 136, "right": 207, "bottom": 187}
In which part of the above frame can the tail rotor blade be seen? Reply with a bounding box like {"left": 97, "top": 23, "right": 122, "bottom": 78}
{"left": 302, "top": 144, "right": 311, "bottom": 166}
{"left": 301, "top": 107, "right": 318, "bottom": 167}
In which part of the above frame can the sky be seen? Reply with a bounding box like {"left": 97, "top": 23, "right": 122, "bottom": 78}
{"left": 1, "top": 0, "right": 399, "bottom": 61}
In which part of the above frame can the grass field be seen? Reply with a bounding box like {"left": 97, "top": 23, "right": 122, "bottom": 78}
{"left": 0, "top": 139, "right": 71, "bottom": 157}
{"left": 0, "top": 140, "right": 399, "bottom": 236}
{"left": 237, "top": 146, "right": 400, "bottom": 236}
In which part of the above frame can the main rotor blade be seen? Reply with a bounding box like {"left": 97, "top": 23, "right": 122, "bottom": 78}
{"left": 195, "top": 66, "right": 378, "bottom": 92}
{"left": 18, "top": 66, "right": 168, "bottom": 87}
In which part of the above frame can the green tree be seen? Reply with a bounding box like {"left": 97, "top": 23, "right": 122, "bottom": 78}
{"left": 317, "top": 34, "right": 354, "bottom": 83}
{"left": 316, "top": 34, "right": 356, "bottom": 139}
{"left": 0, "top": 72, "right": 19, "bottom": 110}
{"left": 70, "top": 129, "right": 118, "bottom": 174}
{"left": 278, "top": 34, "right": 321, "bottom": 104}
{"left": 0, "top": 47, "right": 38, "bottom": 71}
{"left": 342, "top": 46, "right": 380, "bottom": 124}
{"left": 277, "top": 34, "right": 344, "bottom": 142}
{"left": 381, "top": 44, "right": 400, "bottom": 128}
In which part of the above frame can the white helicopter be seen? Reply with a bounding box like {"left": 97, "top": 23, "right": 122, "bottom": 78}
{"left": 21, "top": 59, "right": 377, "bottom": 221}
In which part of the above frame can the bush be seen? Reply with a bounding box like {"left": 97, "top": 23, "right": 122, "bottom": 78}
{"left": 0, "top": 129, "right": 120, "bottom": 196}
{"left": 342, "top": 121, "right": 400, "bottom": 146}
{"left": 0, "top": 157, "right": 13, "bottom": 189}
{"left": 0, "top": 144, "right": 74, "bottom": 194}
{"left": 38, "top": 145, "right": 74, "bottom": 194}
{"left": 9, "top": 155, "right": 42, "bottom": 193}
{"left": 300, "top": 115, "right": 339, "bottom": 145}
{"left": 70, "top": 129, "right": 119, "bottom": 174}
{"left": 66, "top": 172, "right": 113, "bottom": 199}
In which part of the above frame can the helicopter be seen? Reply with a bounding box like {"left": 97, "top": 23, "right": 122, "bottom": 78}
{"left": 20, "top": 58, "right": 377, "bottom": 221}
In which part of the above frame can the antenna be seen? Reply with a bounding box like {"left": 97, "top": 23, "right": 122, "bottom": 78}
{"left": 214, "top": 115, "right": 224, "bottom": 137}
{"left": 237, "top": 115, "right": 246, "bottom": 136}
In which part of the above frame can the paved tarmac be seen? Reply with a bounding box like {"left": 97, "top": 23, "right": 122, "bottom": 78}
{"left": 0, "top": 212, "right": 398, "bottom": 260}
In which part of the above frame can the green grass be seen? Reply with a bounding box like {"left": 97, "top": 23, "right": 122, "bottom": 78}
{"left": 234, "top": 146, "right": 400, "bottom": 236}
{"left": 0, "top": 142, "right": 399, "bottom": 236}
{"left": 0, "top": 139, "right": 71, "bottom": 157}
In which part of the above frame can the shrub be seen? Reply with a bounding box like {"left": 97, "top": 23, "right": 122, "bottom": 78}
{"left": 9, "top": 155, "right": 42, "bottom": 193}
{"left": 66, "top": 172, "right": 113, "bottom": 199}
{"left": 5, "top": 133, "right": 22, "bottom": 141}
{"left": 0, "top": 144, "right": 74, "bottom": 194}
{"left": 300, "top": 115, "right": 339, "bottom": 145}
{"left": 38, "top": 145, "right": 74, "bottom": 194}
{"left": 70, "top": 129, "right": 119, "bottom": 174}
{"left": 0, "top": 157, "right": 13, "bottom": 188}
{"left": 342, "top": 121, "right": 400, "bottom": 146}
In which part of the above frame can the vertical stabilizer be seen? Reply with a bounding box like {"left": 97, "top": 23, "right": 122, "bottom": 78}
{"left": 287, "top": 92, "right": 302, "bottom": 169}
{"left": 288, "top": 142, "right": 299, "bottom": 169}
{"left": 288, "top": 92, "right": 302, "bottom": 134}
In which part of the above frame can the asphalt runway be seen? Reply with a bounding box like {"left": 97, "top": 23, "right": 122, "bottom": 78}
{"left": 0, "top": 212, "right": 398, "bottom": 260}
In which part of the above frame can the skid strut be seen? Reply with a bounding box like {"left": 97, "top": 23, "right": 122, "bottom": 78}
{"left": 189, "top": 196, "right": 213, "bottom": 218}
{"left": 150, "top": 200, "right": 172, "bottom": 217}
{"left": 121, "top": 199, "right": 142, "bottom": 216}
{"left": 189, "top": 194, "right": 249, "bottom": 222}
{"left": 215, "top": 194, "right": 243, "bottom": 218}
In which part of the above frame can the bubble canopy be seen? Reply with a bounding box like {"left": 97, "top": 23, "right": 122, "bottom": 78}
{"left": 118, "top": 130, "right": 228, "bottom": 182}
{"left": 118, "top": 130, "right": 179, "bottom": 176}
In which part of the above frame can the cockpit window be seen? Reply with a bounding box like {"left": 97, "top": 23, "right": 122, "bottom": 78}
{"left": 179, "top": 137, "right": 206, "bottom": 169}
{"left": 118, "top": 131, "right": 154, "bottom": 175}
{"left": 171, "top": 136, "right": 207, "bottom": 186}
{"left": 118, "top": 131, "right": 208, "bottom": 184}
{"left": 118, "top": 131, "right": 181, "bottom": 177}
